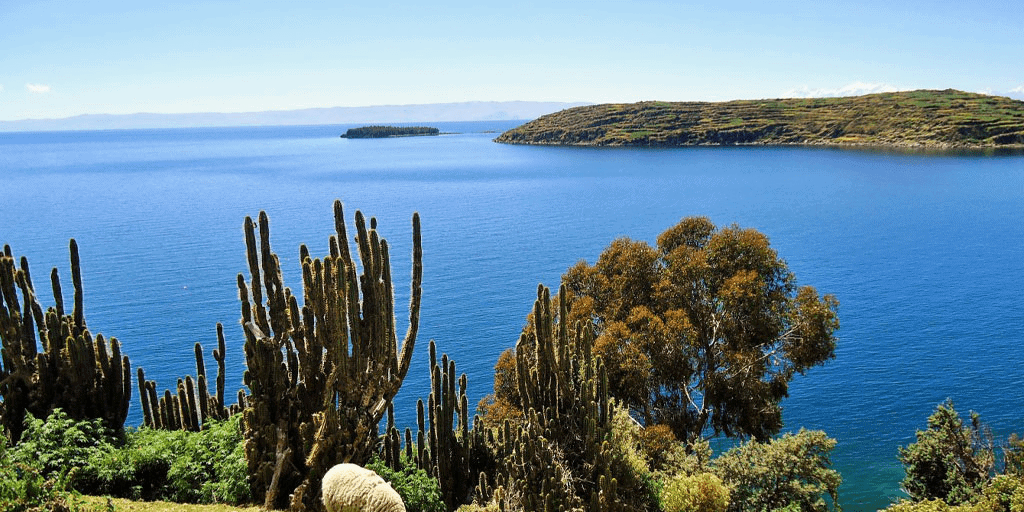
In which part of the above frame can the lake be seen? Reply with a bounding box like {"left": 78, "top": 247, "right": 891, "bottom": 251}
{"left": 2, "top": 121, "right": 1022, "bottom": 511}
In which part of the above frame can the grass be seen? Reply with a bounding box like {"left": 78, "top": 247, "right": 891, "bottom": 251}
{"left": 495, "top": 89, "right": 1024, "bottom": 148}
{"left": 81, "top": 496, "right": 263, "bottom": 512}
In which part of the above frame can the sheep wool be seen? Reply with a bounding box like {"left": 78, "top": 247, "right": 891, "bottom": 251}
{"left": 321, "top": 463, "right": 406, "bottom": 512}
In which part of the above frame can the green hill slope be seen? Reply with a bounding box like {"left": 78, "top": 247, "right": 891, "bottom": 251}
{"left": 495, "top": 90, "right": 1024, "bottom": 148}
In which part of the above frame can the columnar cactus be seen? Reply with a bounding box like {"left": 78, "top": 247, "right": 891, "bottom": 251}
{"left": 490, "top": 283, "right": 619, "bottom": 512}
{"left": 379, "top": 337, "right": 492, "bottom": 509}
{"left": 0, "top": 240, "right": 131, "bottom": 442}
{"left": 137, "top": 323, "right": 242, "bottom": 430}
{"left": 237, "top": 200, "right": 422, "bottom": 511}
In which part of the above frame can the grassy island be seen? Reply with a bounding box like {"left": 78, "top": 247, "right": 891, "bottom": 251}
{"left": 495, "top": 89, "right": 1024, "bottom": 148}
{"left": 340, "top": 125, "right": 440, "bottom": 138}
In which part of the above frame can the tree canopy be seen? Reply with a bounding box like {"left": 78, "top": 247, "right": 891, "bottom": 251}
{"left": 556, "top": 217, "right": 839, "bottom": 442}
{"left": 340, "top": 125, "right": 439, "bottom": 138}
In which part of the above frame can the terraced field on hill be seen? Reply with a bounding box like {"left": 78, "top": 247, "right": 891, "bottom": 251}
{"left": 495, "top": 90, "right": 1024, "bottom": 148}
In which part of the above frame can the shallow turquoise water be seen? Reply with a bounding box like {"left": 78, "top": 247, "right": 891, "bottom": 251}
{"left": 2, "top": 122, "right": 1022, "bottom": 510}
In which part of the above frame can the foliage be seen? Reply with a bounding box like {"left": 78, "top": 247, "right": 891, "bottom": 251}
{"left": 9, "top": 409, "right": 119, "bottom": 479}
{"left": 165, "top": 415, "right": 249, "bottom": 504}
{"left": 557, "top": 217, "right": 839, "bottom": 442}
{"left": 662, "top": 473, "right": 731, "bottom": 512}
{"left": 77, "top": 415, "right": 249, "bottom": 504}
{"left": 608, "top": 402, "right": 664, "bottom": 509}
{"left": 1, "top": 431, "right": 100, "bottom": 512}
{"left": 899, "top": 401, "right": 996, "bottom": 505}
{"left": 495, "top": 89, "right": 1024, "bottom": 147}
{"left": 456, "top": 504, "right": 500, "bottom": 512}
{"left": 1004, "top": 435, "right": 1024, "bottom": 478}
{"left": 883, "top": 475, "right": 1024, "bottom": 512}
{"left": 368, "top": 456, "right": 446, "bottom": 512}
{"left": 710, "top": 429, "right": 841, "bottom": 512}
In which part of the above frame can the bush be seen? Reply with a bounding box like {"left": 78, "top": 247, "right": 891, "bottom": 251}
{"left": 9, "top": 409, "right": 119, "bottom": 479}
{"left": 662, "top": 473, "right": 730, "bottom": 512}
{"left": 607, "top": 403, "right": 666, "bottom": 509}
{"left": 76, "top": 414, "right": 249, "bottom": 504}
{"left": 367, "top": 457, "right": 445, "bottom": 512}
{"left": 165, "top": 415, "right": 249, "bottom": 504}
{"left": 899, "top": 401, "right": 995, "bottom": 505}
{"left": 974, "top": 475, "right": 1024, "bottom": 512}
{"left": 1, "top": 434, "right": 94, "bottom": 512}
{"left": 711, "top": 429, "right": 841, "bottom": 512}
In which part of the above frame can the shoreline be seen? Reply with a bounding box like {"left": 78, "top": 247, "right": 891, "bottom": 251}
{"left": 494, "top": 138, "right": 1024, "bottom": 152}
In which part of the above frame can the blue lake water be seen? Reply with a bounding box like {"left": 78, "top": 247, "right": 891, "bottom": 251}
{"left": 2, "top": 122, "right": 1023, "bottom": 511}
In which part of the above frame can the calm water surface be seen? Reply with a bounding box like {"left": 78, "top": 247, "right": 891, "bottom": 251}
{"left": 2, "top": 122, "right": 1023, "bottom": 511}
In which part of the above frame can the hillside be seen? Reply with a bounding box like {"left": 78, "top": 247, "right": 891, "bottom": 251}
{"left": 494, "top": 90, "right": 1024, "bottom": 148}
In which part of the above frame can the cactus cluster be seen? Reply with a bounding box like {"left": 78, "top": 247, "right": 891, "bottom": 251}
{"left": 488, "top": 283, "right": 624, "bottom": 512}
{"left": 137, "top": 323, "right": 244, "bottom": 431}
{"left": 382, "top": 339, "right": 491, "bottom": 509}
{"left": 236, "top": 200, "right": 422, "bottom": 511}
{"left": 0, "top": 240, "right": 131, "bottom": 442}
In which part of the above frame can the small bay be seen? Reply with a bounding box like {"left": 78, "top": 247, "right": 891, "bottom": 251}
{"left": 2, "top": 122, "right": 1022, "bottom": 511}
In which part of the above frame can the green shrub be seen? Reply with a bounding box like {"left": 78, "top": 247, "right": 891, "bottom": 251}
{"left": 367, "top": 457, "right": 445, "bottom": 512}
{"left": 883, "top": 475, "right": 1024, "bottom": 512}
{"left": 899, "top": 401, "right": 995, "bottom": 506}
{"left": 1, "top": 435, "right": 94, "bottom": 512}
{"left": 662, "top": 473, "right": 730, "bottom": 512}
{"left": 77, "top": 415, "right": 249, "bottom": 504}
{"left": 9, "top": 409, "right": 119, "bottom": 479}
{"left": 882, "top": 499, "right": 960, "bottom": 512}
{"left": 973, "top": 475, "right": 1024, "bottom": 512}
{"left": 165, "top": 415, "right": 249, "bottom": 504}
{"left": 78, "top": 425, "right": 183, "bottom": 500}
{"left": 607, "top": 403, "right": 665, "bottom": 509}
{"left": 7, "top": 407, "right": 249, "bottom": 505}
{"left": 711, "top": 429, "right": 841, "bottom": 512}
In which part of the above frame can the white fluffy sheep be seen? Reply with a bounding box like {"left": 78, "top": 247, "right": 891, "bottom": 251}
{"left": 321, "top": 463, "right": 406, "bottom": 512}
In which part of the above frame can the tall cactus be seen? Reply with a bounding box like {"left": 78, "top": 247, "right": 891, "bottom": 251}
{"left": 382, "top": 339, "right": 490, "bottom": 509}
{"left": 237, "top": 200, "right": 422, "bottom": 511}
{"left": 0, "top": 240, "right": 131, "bottom": 442}
{"left": 489, "top": 283, "right": 623, "bottom": 512}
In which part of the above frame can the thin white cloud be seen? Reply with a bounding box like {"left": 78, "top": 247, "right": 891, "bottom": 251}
{"left": 1010, "top": 85, "right": 1024, "bottom": 94}
{"left": 26, "top": 83, "right": 52, "bottom": 94}
{"left": 782, "top": 81, "right": 903, "bottom": 99}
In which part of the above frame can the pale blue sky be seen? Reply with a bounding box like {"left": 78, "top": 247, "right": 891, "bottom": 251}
{"left": 2, "top": 0, "right": 1022, "bottom": 121}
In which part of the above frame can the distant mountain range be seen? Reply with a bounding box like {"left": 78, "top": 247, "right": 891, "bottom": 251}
{"left": 0, "top": 101, "right": 590, "bottom": 132}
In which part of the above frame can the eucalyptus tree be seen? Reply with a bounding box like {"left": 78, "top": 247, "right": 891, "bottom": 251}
{"left": 559, "top": 217, "right": 840, "bottom": 442}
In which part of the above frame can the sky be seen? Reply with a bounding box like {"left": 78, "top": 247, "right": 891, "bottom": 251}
{"left": 1, "top": 0, "right": 1022, "bottom": 121}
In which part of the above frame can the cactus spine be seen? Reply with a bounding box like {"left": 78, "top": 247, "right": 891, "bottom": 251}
{"left": 238, "top": 200, "right": 422, "bottom": 511}
{"left": 0, "top": 240, "right": 131, "bottom": 442}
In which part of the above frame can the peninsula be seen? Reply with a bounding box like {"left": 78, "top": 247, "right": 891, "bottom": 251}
{"left": 340, "top": 125, "right": 440, "bottom": 138}
{"left": 495, "top": 90, "right": 1024, "bottom": 148}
